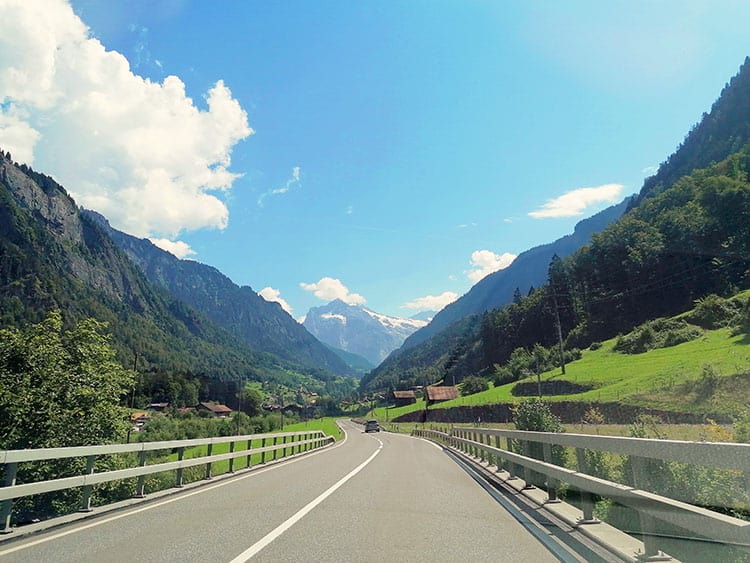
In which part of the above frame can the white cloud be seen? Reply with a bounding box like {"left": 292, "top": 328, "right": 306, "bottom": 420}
{"left": 321, "top": 313, "right": 347, "bottom": 324}
{"left": 641, "top": 165, "right": 658, "bottom": 176}
{"left": 402, "top": 291, "right": 458, "bottom": 312}
{"left": 299, "top": 277, "right": 366, "bottom": 305}
{"left": 0, "top": 0, "right": 252, "bottom": 239}
{"left": 528, "top": 184, "right": 623, "bottom": 219}
{"left": 258, "top": 287, "right": 293, "bottom": 315}
{"left": 466, "top": 250, "right": 516, "bottom": 283}
{"left": 258, "top": 166, "right": 301, "bottom": 206}
{"left": 149, "top": 238, "right": 196, "bottom": 259}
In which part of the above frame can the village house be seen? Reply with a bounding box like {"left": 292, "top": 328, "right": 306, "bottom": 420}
{"left": 391, "top": 390, "right": 416, "bottom": 407}
{"left": 424, "top": 386, "right": 458, "bottom": 407}
{"left": 196, "top": 401, "right": 233, "bottom": 418}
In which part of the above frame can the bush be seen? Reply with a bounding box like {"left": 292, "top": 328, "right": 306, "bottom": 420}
{"left": 512, "top": 399, "right": 566, "bottom": 487}
{"left": 460, "top": 375, "right": 489, "bottom": 396}
{"left": 687, "top": 294, "right": 739, "bottom": 329}
{"left": 614, "top": 318, "right": 702, "bottom": 354}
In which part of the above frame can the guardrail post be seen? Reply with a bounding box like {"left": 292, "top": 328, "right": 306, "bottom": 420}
{"left": 506, "top": 437, "right": 520, "bottom": 480}
{"left": 135, "top": 450, "right": 148, "bottom": 497}
{"left": 494, "top": 435, "right": 502, "bottom": 471}
{"left": 176, "top": 447, "right": 185, "bottom": 487}
{"left": 542, "top": 443, "right": 560, "bottom": 503}
{"left": 521, "top": 441, "right": 535, "bottom": 489}
{"left": 261, "top": 437, "right": 267, "bottom": 463}
{"left": 204, "top": 443, "right": 213, "bottom": 480}
{"left": 272, "top": 436, "right": 279, "bottom": 460}
{"left": 79, "top": 454, "right": 96, "bottom": 512}
{"left": 229, "top": 440, "right": 236, "bottom": 473}
{"left": 631, "top": 456, "right": 668, "bottom": 560}
{"left": 246, "top": 439, "right": 252, "bottom": 468}
{"left": 575, "top": 448, "right": 598, "bottom": 524}
{"left": 1, "top": 462, "right": 18, "bottom": 534}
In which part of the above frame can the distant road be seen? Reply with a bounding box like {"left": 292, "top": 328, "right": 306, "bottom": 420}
{"left": 0, "top": 421, "right": 558, "bottom": 562}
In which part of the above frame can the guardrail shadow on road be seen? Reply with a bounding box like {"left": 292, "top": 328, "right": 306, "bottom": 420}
{"left": 414, "top": 427, "right": 750, "bottom": 562}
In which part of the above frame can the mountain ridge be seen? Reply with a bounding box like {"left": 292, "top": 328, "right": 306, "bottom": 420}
{"left": 303, "top": 299, "right": 426, "bottom": 365}
{"left": 85, "top": 211, "right": 355, "bottom": 378}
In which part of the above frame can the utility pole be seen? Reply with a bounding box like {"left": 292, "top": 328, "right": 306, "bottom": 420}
{"left": 236, "top": 378, "right": 242, "bottom": 435}
{"left": 551, "top": 288, "right": 566, "bottom": 375}
{"left": 279, "top": 390, "right": 284, "bottom": 431}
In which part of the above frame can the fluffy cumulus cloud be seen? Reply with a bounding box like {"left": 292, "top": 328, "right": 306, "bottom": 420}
{"left": 0, "top": 0, "right": 252, "bottom": 250}
{"left": 258, "top": 287, "right": 293, "bottom": 315}
{"left": 402, "top": 291, "right": 458, "bottom": 312}
{"left": 299, "top": 277, "right": 366, "bottom": 305}
{"left": 528, "top": 184, "right": 623, "bottom": 218}
{"left": 466, "top": 250, "right": 516, "bottom": 283}
{"left": 149, "top": 238, "right": 196, "bottom": 259}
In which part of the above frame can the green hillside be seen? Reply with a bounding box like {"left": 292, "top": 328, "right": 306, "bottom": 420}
{"left": 375, "top": 292, "right": 750, "bottom": 420}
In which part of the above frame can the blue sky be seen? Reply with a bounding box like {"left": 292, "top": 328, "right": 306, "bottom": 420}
{"left": 3, "top": 1, "right": 750, "bottom": 319}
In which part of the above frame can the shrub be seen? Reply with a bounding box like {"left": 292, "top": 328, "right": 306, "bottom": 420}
{"left": 614, "top": 318, "right": 702, "bottom": 354}
{"left": 460, "top": 375, "right": 489, "bottom": 396}
{"left": 687, "top": 294, "right": 739, "bottom": 329}
{"left": 512, "top": 398, "right": 566, "bottom": 486}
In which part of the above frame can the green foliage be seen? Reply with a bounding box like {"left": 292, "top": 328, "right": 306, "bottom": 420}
{"left": 733, "top": 410, "right": 750, "bottom": 443}
{"left": 513, "top": 398, "right": 564, "bottom": 433}
{"left": 0, "top": 312, "right": 135, "bottom": 523}
{"left": 613, "top": 318, "right": 703, "bottom": 354}
{"left": 687, "top": 294, "right": 741, "bottom": 329}
{"left": 460, "top": 375, "right": 489, "bottom": 396}
{"left": 0, "top": 311, "right": 133, "bottom": 449}
{"left": 512, "top": 399, "right": 566, "bottom": 487}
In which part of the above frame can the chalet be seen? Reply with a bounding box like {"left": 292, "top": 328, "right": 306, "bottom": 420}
{"left": 129, "top": 412, "right": 149, "bottom": 431}
{"left": 424, "top": 386, "right": 458, "bottom": 407}
{"left": 146, "top": 402, "right": 169, "bottom": 412}
{"left": 392, "top": 390, "right": 416, "bottom": 407}
{"left": 197, "top": 402, "right": 233, "bottom": 418}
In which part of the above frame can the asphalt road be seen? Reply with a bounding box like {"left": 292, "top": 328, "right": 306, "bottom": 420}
{"left": 0, "top": 421, "right": 559, "bottom": 562}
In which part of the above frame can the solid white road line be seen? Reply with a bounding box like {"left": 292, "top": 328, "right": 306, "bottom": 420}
{"left": 228, "top": 436, "right": 383, "bottom": 562}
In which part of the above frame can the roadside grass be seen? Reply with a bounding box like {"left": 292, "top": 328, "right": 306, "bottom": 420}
{"left": 372, "top": 326, "right": 750, "bottom": 419}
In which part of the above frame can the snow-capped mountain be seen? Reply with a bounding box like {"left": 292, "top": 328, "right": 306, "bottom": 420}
{"left": 303, "top": 300, "right": 428, "bottom": 366}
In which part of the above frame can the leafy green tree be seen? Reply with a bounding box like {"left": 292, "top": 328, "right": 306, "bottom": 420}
{"left": 0, "top": 312, "right": 135, "bottom": 523}
{"left": 0, "top": 311, "right": 134, "bottom": 449}
{"left": 460, "top": 375, "right": 488, "bottom": 396}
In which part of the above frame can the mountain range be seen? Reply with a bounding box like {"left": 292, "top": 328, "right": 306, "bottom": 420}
{"left": 0, "top": 155, "right": 352, "bottom": 389}
{"left": 86, "top": 211, "right": 353, "bottom": 378}
{"left": 303, "top": 299, "right": 428, "bottom": 366}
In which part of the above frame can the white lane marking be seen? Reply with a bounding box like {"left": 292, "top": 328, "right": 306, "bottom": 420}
{"left": 417, "top": 437, "right": 444, "bottom": 451}
{"left": 0, "top": 427, "right": 349, "bottom": 558}
{"left": 228, "top": 437, "right": 384, "bottom": 562}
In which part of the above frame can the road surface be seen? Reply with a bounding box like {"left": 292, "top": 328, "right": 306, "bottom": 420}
{"left": 0, "top": 421, "right": 560, "bottom": 562}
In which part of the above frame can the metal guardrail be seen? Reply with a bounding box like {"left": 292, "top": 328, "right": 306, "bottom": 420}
{"left": 1, "top": 430, "right": 333, "bottom": 533}
{"left": 414, "top": 427, "right": 750, "bottom": 561}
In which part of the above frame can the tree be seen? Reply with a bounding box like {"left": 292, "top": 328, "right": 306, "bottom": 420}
{"left": 460, "top": 375, "right": 489, "bottom": 396}
{"left": 0, "top": 312, "right": 134, "bottom": 449}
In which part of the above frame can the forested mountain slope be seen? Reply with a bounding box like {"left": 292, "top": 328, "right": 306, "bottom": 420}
{"left": 363, "top": 58, "right": 750, "bottom": 393}
{"left": 399, "top": 199, "right": 630, "bottom": 352}
{"left": 87, "top": 212, "right": 354, "bottom": 378}
{"left": 363, "top": 147, "right": 750, "bottom": 392}
{"left": 638, "top": 56, "right": 750, "bottom": 202}
{"left": 0, "top": 152, "right": 341, "bottom": 385}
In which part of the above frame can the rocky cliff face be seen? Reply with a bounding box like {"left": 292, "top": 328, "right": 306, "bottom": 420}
{"left": 303, "top": 300, "right": 426, "bottom": 365}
